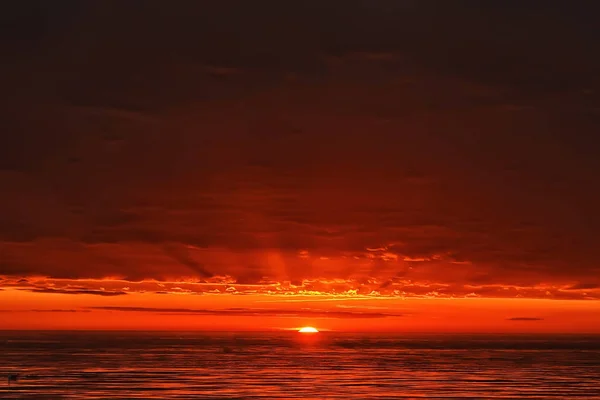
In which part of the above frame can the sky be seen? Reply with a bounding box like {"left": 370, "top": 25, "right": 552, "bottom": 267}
{"left": 1, "top": 1, "right": 599, "bottom": 332}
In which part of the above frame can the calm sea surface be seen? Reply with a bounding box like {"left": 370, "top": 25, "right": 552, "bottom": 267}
{"left": 1, "top": 331, "right": 599, "bottom": 399}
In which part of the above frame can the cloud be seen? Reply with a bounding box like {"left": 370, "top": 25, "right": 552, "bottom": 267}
{"left": 0, "top": 309, "right": 92, "bottom": 313}
{"left": 2, "top": 274, "right": 599, "bottom": 300}
{"left": 507, "top": 317, "right": 544, "bottom": 321}
{"left": 89, "top": 306, "right": 402, "bottom": 319}
{"left": 23, "top": 288, "right": 127, "bottom": 297}
{"left": 565, "top": 283, "right": 599, "bottom": 290}
{"left": 329, "top": 52, "right": 399, "bottom": 62}
{"left": 162, "top": 243, "right": 213, "bottom": 278}
{"left": 203, "top": 65, "right": 243, "bottom": 76}
{"left": 30, "top": 309, "right": 91, "bottom": 313}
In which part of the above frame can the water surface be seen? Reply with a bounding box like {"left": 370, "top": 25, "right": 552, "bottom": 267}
{"left": 1, "top": 332, "right": 599, "bottom": 399}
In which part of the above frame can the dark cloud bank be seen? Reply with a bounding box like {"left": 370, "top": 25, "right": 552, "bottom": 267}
{"left": 1, "top": 2, "right": 599, "bottom": 298}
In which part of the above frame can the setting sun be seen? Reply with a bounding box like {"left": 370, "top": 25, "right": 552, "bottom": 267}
{"left": 298, "top": 326, "right": 319, "bottom": 333}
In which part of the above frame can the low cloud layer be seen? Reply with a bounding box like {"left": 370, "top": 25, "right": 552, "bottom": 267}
{"left": 507, "top": 317, "right": 544, "bottom": 321}
{"left": 88, "top": 306, "right": 402, "bottom": 319}
{"left": 2, "top": 276, "right": 598, "bottom": 301}
{"left": 26, "top": 288, "right": 128, "bottom": 297}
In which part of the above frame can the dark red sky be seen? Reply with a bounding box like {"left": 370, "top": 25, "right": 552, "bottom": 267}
{"left": 1, "top": 1, "right": 599, "bottom": 330}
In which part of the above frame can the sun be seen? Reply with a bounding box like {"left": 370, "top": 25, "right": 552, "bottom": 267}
{"left": 298, "top": 326, "right": 319, "bottom": 333}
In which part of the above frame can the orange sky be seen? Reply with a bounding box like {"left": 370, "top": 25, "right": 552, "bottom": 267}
{"left": 1, "top": 285, "right": 599, "bottom": 333}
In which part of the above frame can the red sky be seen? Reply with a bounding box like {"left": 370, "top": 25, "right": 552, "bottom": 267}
{"left": 1, "top": 2, "right": 599, "bottom": 332}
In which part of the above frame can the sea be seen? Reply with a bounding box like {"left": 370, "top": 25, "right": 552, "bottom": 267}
{"left": 1, "top": 331, "right": 599, "bottom": 399}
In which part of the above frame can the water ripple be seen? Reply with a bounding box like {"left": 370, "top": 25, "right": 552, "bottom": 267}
{"left": 1, "top": 332, "right": 599, "bottom": 399}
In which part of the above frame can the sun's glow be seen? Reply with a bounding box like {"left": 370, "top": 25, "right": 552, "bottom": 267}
{"left": 298, "top": 326, "right": 319, "bottom": 333}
